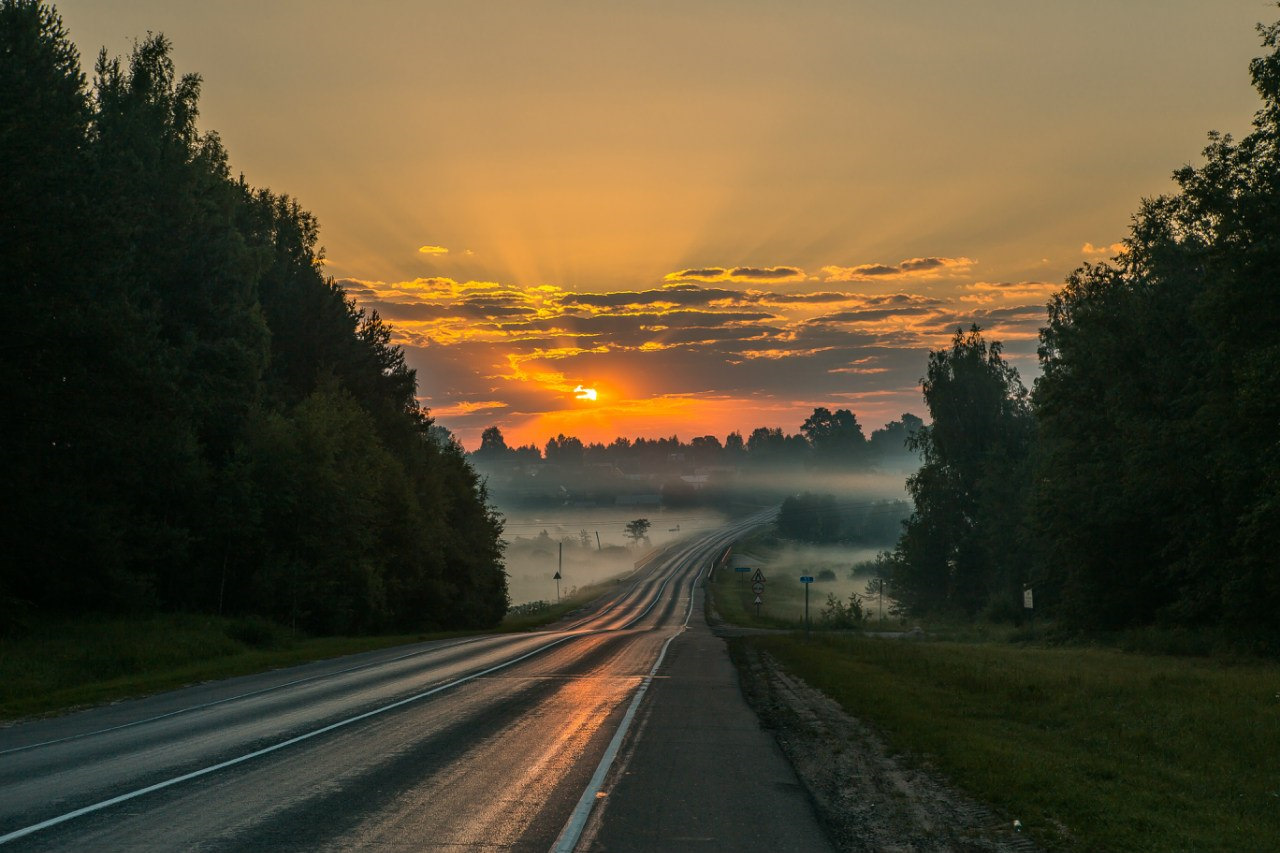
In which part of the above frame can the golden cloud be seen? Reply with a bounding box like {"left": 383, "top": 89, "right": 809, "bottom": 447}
{"left": 418, "top": 245, "right": 450, "bottom": 255}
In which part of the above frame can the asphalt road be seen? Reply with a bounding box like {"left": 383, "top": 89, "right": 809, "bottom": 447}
{"left": 0, "top": 512, "right": 828, "bottom": 851}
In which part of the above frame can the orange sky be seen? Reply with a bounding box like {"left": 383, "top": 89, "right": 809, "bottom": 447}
{"left": 56, "top": 1, "right": 1270, "bottom": 448}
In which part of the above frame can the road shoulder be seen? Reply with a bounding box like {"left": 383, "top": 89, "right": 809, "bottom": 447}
{"left": 584, "top": 586, "right": 835, "bottom": 852}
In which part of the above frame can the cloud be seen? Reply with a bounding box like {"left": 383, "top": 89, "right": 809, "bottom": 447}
{"left": 418, "top": 245, "right": 450, "bottom": 255}
{"left": 664, "top": 265, "right": 807, "bottom": 283}
{"left": 958, "top": 281, "right": 1059, "bottom": 304}
{"left": 338, "top": 256, "right": 1054, "bottom": 447}
{"left": 1081, "top": 241, "right": 1125, "bottom": 256}
{"left": 821, "top": 256, "right": 975, "bottom": 282}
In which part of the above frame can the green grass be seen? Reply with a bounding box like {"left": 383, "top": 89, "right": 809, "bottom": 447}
{"left": 711, "top": 563, "right": 810, "bottom": 629}
{"left": 0, "top": 579, "right": 619, "bottom": 722}
{"left": 737, "top": 633, "right": 1280, "bottom": 852}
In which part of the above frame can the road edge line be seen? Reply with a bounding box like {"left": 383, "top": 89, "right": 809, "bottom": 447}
{"left": 550, "top": 557, "right": 708, "bottom": 853}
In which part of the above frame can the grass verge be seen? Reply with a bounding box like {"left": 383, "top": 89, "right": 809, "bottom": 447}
{"left": 707, "top": 533, "right": 1280, "bottom": 850}
{"left": 0, "top": 577, "right": 623, "bottom": 722}
{"left": 736, "top": 632, "right": 1280, "bottom": 852}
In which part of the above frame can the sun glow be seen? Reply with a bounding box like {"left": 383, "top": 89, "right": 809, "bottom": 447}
{"left": 573, "top": 385, "right": 598, "bottom": 402}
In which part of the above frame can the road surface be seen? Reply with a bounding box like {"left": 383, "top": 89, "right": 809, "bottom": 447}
{"left": 0, "top": 512, "right": 828, "bottom": 851}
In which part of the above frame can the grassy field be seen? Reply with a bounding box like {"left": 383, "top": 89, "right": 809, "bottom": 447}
{"left": 707, "top": 561, "right": 1280, "bottom": 852}
{"left": 0, "top": 577, "right": 621, "bottom": 722}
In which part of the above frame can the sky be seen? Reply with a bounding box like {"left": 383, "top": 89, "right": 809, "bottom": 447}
{"left": 55, "top": 1, "right": 1273, "bottom": 449}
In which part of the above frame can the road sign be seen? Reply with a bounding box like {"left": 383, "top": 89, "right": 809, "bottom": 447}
{"left": 752, "top": 581, "right": 764, "bottom": 594}
{"left": 1023, "top": 587, "right": 1034, "bottom": 609}
{"left": 751, "top": 569, "right": 765, "bottom": 584}
{"left": 753, "top": 595, "right": 762, "bottom": 605}
{"left": 734, "top": 566, "right": 751, "bottom": 573}
{"left": 553, "top": 571, "right": 562, "bottom": 580}
{"left": 800, "top": 575, "right": 814, "bottom": 584}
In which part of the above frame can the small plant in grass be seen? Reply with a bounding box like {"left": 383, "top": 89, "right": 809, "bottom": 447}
{"left": 819, "top": 591, "right": 866, "bottom": 629}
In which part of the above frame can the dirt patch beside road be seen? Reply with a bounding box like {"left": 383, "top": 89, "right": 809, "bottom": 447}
{"left": 731, "top": 641, "right": 1042, "bottom": 853}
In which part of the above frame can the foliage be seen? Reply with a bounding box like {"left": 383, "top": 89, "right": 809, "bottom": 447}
{"left": 625, "top": 518, "right": 652, "bottom": 544}
{"left": 1032, "top": 14, "right": 1280, "bottom": 638}
{"left": 778, "top": 493, "right": 909, "bottom": 546}
{"left": 818, "top": 591, "right": 866, "bottom": 629}
{"left": 891, "top": 326, "right": 1034, "bottom": 617}
{"left": 0, "top": 2, "right": 507, "bottom": 633}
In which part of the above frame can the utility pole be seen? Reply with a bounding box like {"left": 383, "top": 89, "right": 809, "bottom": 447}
{"left": 556, "top": 542, "right": 563, "bottom": 602}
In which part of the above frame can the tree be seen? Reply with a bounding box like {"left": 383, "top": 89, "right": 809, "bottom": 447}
{"left": 892, "top": 326, "right": 1033, "bottom": 616}
{"left": 869, "top": 414, "right": 925, "bottom": 466}
{"left": 544, "top": 434, "right": 584, "bottom": 467}
{"left": 472, "top": 425, "right": 511, "bottom": 467}
{"left": 0, "top": 10, "right": 509, "bottom": 631}
{"left": 625, "top": 518, "right": 652, "bottom": 546}
{"left": 801, "top": 407, "right": 869, "bottom": 467}
{"left": 1032, "top": 14, "right": 1280, "bottom": 635}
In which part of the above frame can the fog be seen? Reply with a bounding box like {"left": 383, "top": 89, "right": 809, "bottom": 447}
{"left": 489, "top": 459, "right": 915, "bottom": 607}
{"left": 499, "top": 506, "right": 730, "bottom": 605}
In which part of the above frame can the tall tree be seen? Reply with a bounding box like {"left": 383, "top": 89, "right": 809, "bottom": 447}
{"left": 1034, "top": 15, "right": 1280, "bottom": 634}
{"left": 893, "top": 326, "right": 1033, "bottom": 616}
{"left": 801, "top": 407, "right": 869, "bottom": 467}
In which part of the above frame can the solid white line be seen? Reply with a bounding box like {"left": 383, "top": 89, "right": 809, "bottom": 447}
{"left": 0, "top": 636, "right": 492, "bottom": 757}
{"left": 0, "top": 634, "right": 577, "bottom": 847}
{"left": 550, "top": 549, "right": 709, "bottom": 853}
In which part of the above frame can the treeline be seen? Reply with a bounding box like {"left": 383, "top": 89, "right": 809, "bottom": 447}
{"left": 473, "top": 410, "right": 924, "bottom": 472}
{"left": 776, "top": 493, "right": 910, "bottom": 547}
{"left": 0, "top": 2, "right": 507, "bottom": 633}
{"left": 890, "top": 17, "right": 1280, "bottom": 643}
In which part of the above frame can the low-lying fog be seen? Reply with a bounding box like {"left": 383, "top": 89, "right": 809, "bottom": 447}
{"left": 500, "top": 506, "right": 730, "bottom": 605}
{"left": 492, "top": 465, "right": 913, "bottom": 607}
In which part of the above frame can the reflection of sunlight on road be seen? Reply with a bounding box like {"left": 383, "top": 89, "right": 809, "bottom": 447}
{"left": 448, "top": 639, "right": 646, "bottom": 847}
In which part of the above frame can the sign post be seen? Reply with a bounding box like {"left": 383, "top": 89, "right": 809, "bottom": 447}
{"left": 800, "top": 575, "right": 814, "bottom": 638}
{"left": 1023, "top": 585, "right": 1034, "bottom": 637}
{"left": 750, "top": 569, "right": 766, "bottom": 618}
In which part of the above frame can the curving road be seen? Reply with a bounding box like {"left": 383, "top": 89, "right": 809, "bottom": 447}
{"left": 0, "top": 514, "right": 771, "bottom": 851}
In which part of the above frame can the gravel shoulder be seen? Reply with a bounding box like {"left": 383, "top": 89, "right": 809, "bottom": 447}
{"left": 729, "top": 640, "right": 1043, "bottom": 853}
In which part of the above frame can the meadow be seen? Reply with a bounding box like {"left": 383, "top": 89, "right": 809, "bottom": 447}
{"left": 711, "top": 578, "right": 1280, "bottom": 851}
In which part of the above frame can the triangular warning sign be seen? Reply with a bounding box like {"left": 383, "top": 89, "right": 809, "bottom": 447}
{"left": 753, "top": 595, "right": 763, "bottom": 605}
{"left": 751, "top": 569, "right": 765, "bottom": 584}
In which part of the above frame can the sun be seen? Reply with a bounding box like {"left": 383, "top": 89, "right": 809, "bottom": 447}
{"left": 573, "top": 385, "right": 598, "bottom": 402}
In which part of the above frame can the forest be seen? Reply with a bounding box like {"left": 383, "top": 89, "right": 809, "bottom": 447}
{"left": 886, "top": 16, "right": 1280, "bottom": 645}
{"left": 0, "top": 1, "right": 508, "bottom": 634}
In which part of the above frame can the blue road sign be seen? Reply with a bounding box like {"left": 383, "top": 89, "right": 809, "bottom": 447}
{"left": 734, "top": 566, "right": 751, "bottom": 573}
{"left": 800, "top": 575, "right": 814, "bottom": 583}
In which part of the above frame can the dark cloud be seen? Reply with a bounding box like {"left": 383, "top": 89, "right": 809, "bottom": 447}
{"left": 898, "top": 257, "right": 947, "bottom": 271}
{"left": 729, "top": 266, "right": 803, "bottom": 280}
{"left": 560, "top": 286, "right": 742, "bottom": 310}
{"left": 669, "top": 267, "right": 727, "bottom": 279}
{"left": 810, "top": 306, "right": 939, "bottom": 323}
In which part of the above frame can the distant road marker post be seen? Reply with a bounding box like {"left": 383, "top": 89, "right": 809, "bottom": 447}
{"left": 800, "top": 575, "right": 814, "bottom": 638}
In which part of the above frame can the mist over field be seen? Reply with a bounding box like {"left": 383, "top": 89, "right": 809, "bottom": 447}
{"left": 498, "top": 506, "right": 730, "bottom": 605}
{"left": 493, "top": 463, "right": 912, "bottom": 606}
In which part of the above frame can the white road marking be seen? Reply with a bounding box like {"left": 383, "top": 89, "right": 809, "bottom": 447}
{"left": 0, "top": 636, "right": 491, "bottom": 757}
{"left": 0, "top": 634, "right": 577, "bottom": 846}
{"left": 551, "top": 545, "right": 711, "bottom": 853}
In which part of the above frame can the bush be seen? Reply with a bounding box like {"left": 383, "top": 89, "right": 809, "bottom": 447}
{"left": 819, "top": 592, "right": 866, "bottom": 629}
